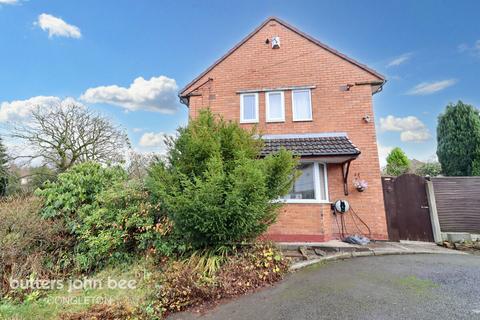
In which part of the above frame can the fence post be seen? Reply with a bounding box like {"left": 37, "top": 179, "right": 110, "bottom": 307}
{"left": 425, "top": 179, "right": 442, "bottom": 243}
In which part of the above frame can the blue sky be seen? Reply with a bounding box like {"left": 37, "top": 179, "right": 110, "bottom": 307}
{"left": 1, "top": 0, "right": 479, "bottom": 164}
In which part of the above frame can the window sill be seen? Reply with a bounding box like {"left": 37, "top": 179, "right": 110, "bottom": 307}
{"left": 292, "top": 118, "right": 313, "bottom": 122}
{"left": 279, "top": 199, "right": 331, "bottom": 204}
{"left": 240, "top": 120, "right": 259, "bottom": 124}
{"left": 266, "top": 119, "right": 285, "bottom": 123}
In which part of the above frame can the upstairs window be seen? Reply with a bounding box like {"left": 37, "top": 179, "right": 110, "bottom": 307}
{"left": 292, "top": 89, "right": 312, "bottom": 121}
{"left": 266, "top": 91, "right": 285, "bottom": 122}
{"left": 240, "top": 93, "right": 259, "bottom": 123}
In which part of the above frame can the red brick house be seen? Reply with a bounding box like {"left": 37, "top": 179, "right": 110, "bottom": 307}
{"left": 179, "top": 17, "right": 388, "bottom": 242}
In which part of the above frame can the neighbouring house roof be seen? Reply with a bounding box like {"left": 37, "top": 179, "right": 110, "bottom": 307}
{"left": 179, "top": 16, "right": 385, "bottom": 98}
{"left": 260, "top": 133, "right": 360, "bottom": 158}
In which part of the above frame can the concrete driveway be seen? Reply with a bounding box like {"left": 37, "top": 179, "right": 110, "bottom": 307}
{"left": 171, "top": 254, "right": 480, "bottom": 320}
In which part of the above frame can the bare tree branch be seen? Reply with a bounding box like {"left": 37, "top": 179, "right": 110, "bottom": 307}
{"left": 10, "top": 103, "right": 130, "bottom": 172}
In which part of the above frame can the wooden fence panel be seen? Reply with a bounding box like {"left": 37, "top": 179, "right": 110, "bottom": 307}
{"left": 431, "top": 177, "right": 480, "bottom": 233}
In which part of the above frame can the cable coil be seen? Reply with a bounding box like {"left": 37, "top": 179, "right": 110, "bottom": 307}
{"left": 333, "top": 200, "right": 372, "bottom": 240}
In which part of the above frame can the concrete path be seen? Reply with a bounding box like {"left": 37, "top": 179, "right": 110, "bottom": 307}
{"left": 170, "top": 254, "right": 480, "bottom": 320}
{"left": 288, "top": 240, "right": 465, "bottom": 270}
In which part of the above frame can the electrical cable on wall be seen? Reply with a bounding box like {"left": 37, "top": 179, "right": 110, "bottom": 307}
{"left": 332, "top": 200, "right": 372, "bottom": 242}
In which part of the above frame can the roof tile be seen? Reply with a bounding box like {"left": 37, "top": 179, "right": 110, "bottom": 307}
{"left": 261, "top": 135, "right": 360, "bottom": 157}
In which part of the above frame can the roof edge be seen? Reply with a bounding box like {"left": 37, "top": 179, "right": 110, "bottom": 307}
{"left": 179, "top": 16, "right": 385, "bottom": 97}
{"left": 273, "top": 17, "right": 385, "bottom": 81}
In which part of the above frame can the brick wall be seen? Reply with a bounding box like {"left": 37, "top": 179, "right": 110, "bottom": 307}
{"left": 183, "top": 19, "right": 388, "bottom": 241}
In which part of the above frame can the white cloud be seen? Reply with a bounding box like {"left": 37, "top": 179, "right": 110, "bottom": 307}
{"left": 81, "top": 76, "right": 179, "bottom": 114}
{"left": 458, "top": 40, "right": 480, "bottom": 57}
{"left": 132, "top": 128, "right": 144, "bottom": 133}
{"left": 377, "top": 144, "right": 393, "bottom": 167}
{"left": 0, "top": 96, "right": 84, "bottom": 122}
{"left": 36, "top": 13, "right": 81, "bottom": 39}
{"left": 458, "top": 43, "right": 469, "bottom": 53}
{"left": 407, "top": 79, "right": 457, "bottom": 95}
{"left": 380, "top": 115, "right": 425, "bottom": 132}
{"left": 388, "top": 75, "right": 402, "bottom": 81}
{"left": 400, "top": 130, "right": 431, "bottom": 142}
{"left": 475, "top": 40, "right": 480, "bottom": 54}
{"left": 386, "top": 53, "right": 411, "bottom": 68}
{"left": 0, "top": 0, "right": 19, "bottom": 4}
{"left": 138, "top": 132, "right": 175, "bottom": 155}
{"left": 379, "top": 115, "right": 431, "bottom": 143}
{"left": 139, "top": 132, "right": 166, "bottom": 147}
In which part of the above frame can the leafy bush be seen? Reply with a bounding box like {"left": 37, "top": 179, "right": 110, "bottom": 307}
{"left": 28, "top": 166, "right": 57, "bottom": 192}
{"left": 143, "top": 242, "right": 289, "bottom": 317}
{"left": 147, "top": 109, "right": 298, "bottom": 249}
{"left": 415, "top": 161, "right": 442, "bottom": 177}
{"left": 35, "top": 162, "right": 130, "bottom": 271}
{"left": 35, "top": 162, "right": 175, "bottom": 271}
{"left": 74, "top": 180, "right": 170, "bottom": 271}
{"left": 0, "top": 197, "right": 72, "bottom": 299}
{"left": 36, "top": 162, "right": 127, "bottom": 226}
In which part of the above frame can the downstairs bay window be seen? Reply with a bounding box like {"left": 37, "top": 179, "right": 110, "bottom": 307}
{"left": 281, "top": 162, "right": 329, "bottom": 203}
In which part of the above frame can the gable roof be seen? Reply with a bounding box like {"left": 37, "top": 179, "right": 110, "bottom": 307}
{"left": 179, "top": 16, "right": 385, "bottom": 97}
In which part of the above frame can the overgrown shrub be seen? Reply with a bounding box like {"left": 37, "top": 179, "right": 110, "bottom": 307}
{"left": 415, "top": 161, "right": 442, "bottom": 177}
{"left": 74, "top": 180, "right": 171, "bottom": 271}
{"left": 34, "top": 162, "right": 130, "bottom": 271}
{"left": 28, "top": 166, "right": 57, "bottom": 193}
{"left": 36, "top": 162, "right": 127, "bottom": 227}
{"left": 0, "top": 197, "right": 72, "bottom": 299}
{"left": 142, "top": 242, "right": 289, "bottom": 317}
{"left": 35, "top": 162, "right": 175, "bottom": 271}
{"left": 147, "top": 110, "right": 298, "bottom": 249}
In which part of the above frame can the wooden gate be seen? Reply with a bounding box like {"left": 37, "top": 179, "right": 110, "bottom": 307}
{"left": 382, "top": 174, "right": 434, "bottom": 242}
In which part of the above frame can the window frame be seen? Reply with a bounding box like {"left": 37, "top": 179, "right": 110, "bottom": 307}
{"left": 291, "top": 89, "right": 313, "bottom": 122}
{"left": 265, "top": 91, "right": 285, "bottom": 122}
{"left": 282, "top": 161, "right": 329, "bottom": 204}
{"left": 240, "top": 93, "right": 259, "bottom": 123}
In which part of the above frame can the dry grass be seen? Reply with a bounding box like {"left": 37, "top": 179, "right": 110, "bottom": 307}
{"left": 59, "top": 303, "right": 134, "bottom": 320}
{"left": 0, "top": 196, "right": 72, "bottom": 299}
{"left": 145, "top": 242, "right": 290, "bottom": 317}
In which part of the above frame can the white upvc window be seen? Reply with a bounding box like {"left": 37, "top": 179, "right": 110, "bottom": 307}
{"left": 240, "top": 93, "right": 259, "bottom": 123}
{"left": 265, "top": 91, "right": 285, "bottom": 122}
{"left": 281, "top": 162, "right": 329, "bottom": 203}
{"left": 292, "top": 89, "right": 313, "bottom": 121}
